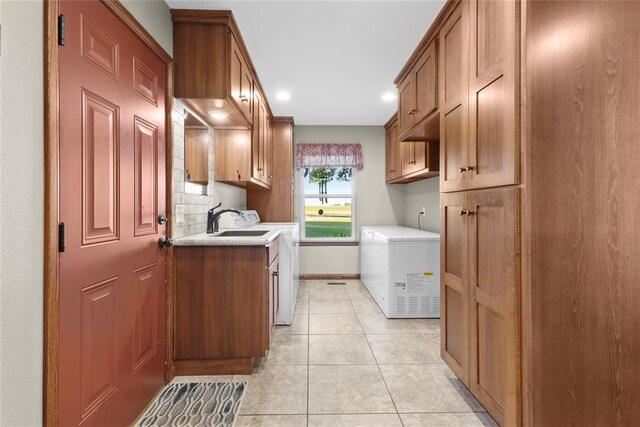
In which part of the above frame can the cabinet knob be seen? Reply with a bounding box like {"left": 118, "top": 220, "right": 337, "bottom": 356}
{"left": 239, "top": 95, "right": 249, "bottom": 102}
{"left": 459, "top": 166, "right": 467, "bottom": 173}
{"left": 408, "top": 109, "right": 417, "bottom": 115}
{"left": 459, "top": 210, "right": 469, "bottom": 216}
{"left": 459, "top": 165, "right": 475, "bottom": 173}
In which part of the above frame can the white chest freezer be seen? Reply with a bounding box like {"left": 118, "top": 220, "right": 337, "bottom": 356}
{"left": 360, "top": 226, "right": 440, "bottom": 318}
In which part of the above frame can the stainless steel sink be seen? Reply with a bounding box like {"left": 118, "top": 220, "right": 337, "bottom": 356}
{"left": 215, "top": 230, "right": 269, "bottom": 237}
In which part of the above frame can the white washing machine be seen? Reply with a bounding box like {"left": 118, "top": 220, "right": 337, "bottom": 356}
{"left": 360, "top": 226, "right": 440, "bottom": 318}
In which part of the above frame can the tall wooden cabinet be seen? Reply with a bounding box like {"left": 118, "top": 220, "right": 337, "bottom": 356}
{"left": 247, "top": 117, "right": 295, "bottom": 221}
{"left": 436, "top": 0, "right": 520, "bottom": 425}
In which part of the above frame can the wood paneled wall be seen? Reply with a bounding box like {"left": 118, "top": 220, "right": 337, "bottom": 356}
{"left": 522, "top": 1, "right": 640, "bottom": 425}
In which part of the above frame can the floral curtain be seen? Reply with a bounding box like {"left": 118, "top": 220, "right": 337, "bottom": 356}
{"left": 296, "top": 143, "right": 364, "bottom": 170}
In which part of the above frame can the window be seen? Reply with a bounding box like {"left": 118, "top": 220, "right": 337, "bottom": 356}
{"left": 300, "top": 167, "right": 355, "bottom": 240}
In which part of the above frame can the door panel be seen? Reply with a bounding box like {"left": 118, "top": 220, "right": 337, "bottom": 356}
{"left": 81, "top": 90, "right": 120, "bottom": 245}
{"left": 134, "top": 117, "right": 158, "bottom": 236}
{"left": 468, "top": 0, "right": 518, "bottom": 190}
{"left": 468, "top": 188, "right": 518, "bottom": 426}
{"left": 59, "top": 1, "right": 167, "bottom": 425}
{"left": 439, "top": 3, "right": 468, "bottom": 193}
{"left": 440, "top": 192, "right": 469, "bottom": 385}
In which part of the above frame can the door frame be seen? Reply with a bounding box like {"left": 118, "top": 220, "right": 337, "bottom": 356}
{"left": 43, "top": 1, "right": 174, "bottom": 425}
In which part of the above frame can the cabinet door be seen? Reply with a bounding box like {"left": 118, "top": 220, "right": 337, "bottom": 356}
{"left": 439, "top": 3, "right": 469, "bottom": 193}
{"left": 468, "top": 188, "right": 518, "bottom": 426}
{"left": 468, "top": 0, "right": 518, "bottom": 190}
{"left": 414, "top": 41, "right": 438, "bottom": 123}
{"left": 240, "top": 61, "right": 254, "bottom": 121}
{"left": 413, "top": 141, "right": 427, "bottom": 171}
{"left": 400, "top": 142, "right": 415, "bottom": 176}
{"left": 230, "top": 35, "right": 252, "bottom": 123}
{"left": 264, "top": 114, "right": 273, "bottom": 186}
{"left": 385, "top": 122, "right": 401, "bottom": 182}
{"left": 440, "top": 192, "right": 469, "bottom": 385}
{"left": 252, "top": 89, "right": 267, "bottom": 182}
{"left": 397, "top": 76, "right": 416, "bottom": 135}
{"left": 185, "top": 127, "right": 210, "bottom": 185}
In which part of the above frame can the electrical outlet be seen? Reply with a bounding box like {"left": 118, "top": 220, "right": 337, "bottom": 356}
{"left": 421, "top": 206, "right": 426, "bottom": 215}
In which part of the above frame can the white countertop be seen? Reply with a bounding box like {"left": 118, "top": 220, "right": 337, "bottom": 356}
{"left": 173, "top": 228, "right": 281, "bottom": 247}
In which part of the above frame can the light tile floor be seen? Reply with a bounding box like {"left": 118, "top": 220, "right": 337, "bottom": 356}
{"left": 173, "top": 280, "right": 497, "bottom": 427}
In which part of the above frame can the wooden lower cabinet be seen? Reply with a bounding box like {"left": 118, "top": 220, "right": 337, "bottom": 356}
{"left": 171, "top": 239, "right": 279, "bottom": 376}
{"left": 441, "top": 187, "right": 519, "bottom": 426}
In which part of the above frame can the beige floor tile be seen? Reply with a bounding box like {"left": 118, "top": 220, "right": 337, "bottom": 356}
{"left": 240, "top": 366, "right": 307, "bottom": 415}
{"left": 275, "top": 313, "right": 309, "bottom": 335}
{"left": 349, "top": 296, "right": 382, "bottom": 314}
{"left": 308, "top": 414, "right": 403, "bottom": 427}
{"left": 421, "top": 331, "right": 441, "bottom": 349}
{"left": 309, "top": 286, "right": 350, "bottom": 302}
{"left": 410, "top": 318, "right": 441, "bottom": 334}
{"left": 308, "top": 365, "right": 396, "bottom": 414}
{"left": 400, "top": 412, "right": 498, "bottom": 427}
{"left": 309, "top": 335, "right": 376, "bottom": 365}
{"left": 357, "top": 313, "right": 419, "bottom": 334}
{"left": 295, "top": 302, "right": 309, "bottom": 313}
{"left": 235, "top": 415, "right": 307, "bottom": 427}
{"left": 265, "top": 335, "right": 308, "bottom": 366}
{"left": 309, "top": 313, "right": 363, "bottom": 335}
{"left": 379, "top": 364, "right": 484, "bottom": 413}
{"left": 367, "top": 333, "right": 442, "bottom": 364}
{"left": 309, "top": 299, "right": 355, "bottom": 314}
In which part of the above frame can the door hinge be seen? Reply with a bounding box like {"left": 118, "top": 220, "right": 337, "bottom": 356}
{"left": 58, "top": 223, "right": 65, "bottom": 252}
{"left": 58, "top": 15, "right": 65, "bottom": 46}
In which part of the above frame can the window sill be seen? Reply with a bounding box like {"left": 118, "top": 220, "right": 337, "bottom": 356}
{"left": 300, "top": 241, "right": 359, "bottom": 247}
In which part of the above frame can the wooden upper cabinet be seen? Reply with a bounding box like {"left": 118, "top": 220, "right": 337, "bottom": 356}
{"left": 467, "top": 0, "right": 518, "bottom": 190}
{"left": 396, "top": 40, "right": 439, "bottom": 142}
{"left": 397, "top": 77, "right": 416, "bottom": 135}
{"left": 246, "top": 117, "right": 295, "bottom": 222}
{"left": 440, "top": 3, "right": 469, "bottom": 193}
{"left": 172, "top": 10, "right": 268, "bottom": 130}
{"left": 413, "top": 42, "right": 438, "bottom": 124}
{"left": 384, "top": 114, "right": 402, "bottom": 183}
{"left": 185, "top": 126, "right": 210, "bottom": 185}
{"left": 251, "top": 88, "right": 270, "bottom": 185}
{"left": 230, "top": 34, "right": 253, "bottom": 122}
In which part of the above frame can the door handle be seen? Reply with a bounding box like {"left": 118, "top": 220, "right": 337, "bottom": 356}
{"left": 158, "top": 236, "right": 173, "bottom": 248}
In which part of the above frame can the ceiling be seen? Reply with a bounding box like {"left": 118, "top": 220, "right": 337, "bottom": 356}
{"left": 165, "top": 0, "right": 446, "bottom": 125}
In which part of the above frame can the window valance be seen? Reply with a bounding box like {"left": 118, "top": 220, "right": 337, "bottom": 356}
{"left": 296, "top": 143, "right": 363, "bottom": 170}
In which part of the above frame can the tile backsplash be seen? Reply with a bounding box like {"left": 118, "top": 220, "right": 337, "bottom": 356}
{"left": 172, "top": 99, "right": 246, "bottom": 238}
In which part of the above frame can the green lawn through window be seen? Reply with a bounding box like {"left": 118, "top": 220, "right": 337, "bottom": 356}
{"left": 305, "top": 205, "right": 352, "bottom": 238}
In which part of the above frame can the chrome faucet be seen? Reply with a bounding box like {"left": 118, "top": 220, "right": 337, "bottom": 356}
{"left": 207, "top": 202, "right": 244, "bottom": 233}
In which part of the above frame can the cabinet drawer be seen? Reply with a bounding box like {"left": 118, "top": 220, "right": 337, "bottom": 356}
{"left": 268, "top": 237, "right": 279, "bottom": 266}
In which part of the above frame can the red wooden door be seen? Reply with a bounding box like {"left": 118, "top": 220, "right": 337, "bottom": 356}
{"left": 58, "top": 1, "right": 167, "bottom": 425}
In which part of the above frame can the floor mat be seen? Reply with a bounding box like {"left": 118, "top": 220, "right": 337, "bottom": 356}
{"left": 136, "top": 382, "right": 246, "bottom": 427}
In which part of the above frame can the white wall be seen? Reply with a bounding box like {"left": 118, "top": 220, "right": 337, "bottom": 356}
{"left": 0, "top": 1, "right": 172, "bottom": 424}
{"left": 398, "top": 177, "right": 440, "bottom": 232}
{"left": 294, "top": 126, "right": 406, "bottom": 275}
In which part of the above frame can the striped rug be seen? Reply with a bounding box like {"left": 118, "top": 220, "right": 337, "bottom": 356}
{"left": 136, "top": 382, "right": 246, "bottom": 427}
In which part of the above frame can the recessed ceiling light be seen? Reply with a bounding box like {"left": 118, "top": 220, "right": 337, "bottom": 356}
{"left": 208, "top": 111, "right": 229, "bottom": 120}
{"left": 382, "top": 92, "right": 396, "bottom": 102}
{"left": 276, "top": 91, "right": 290, "bottom": 101}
